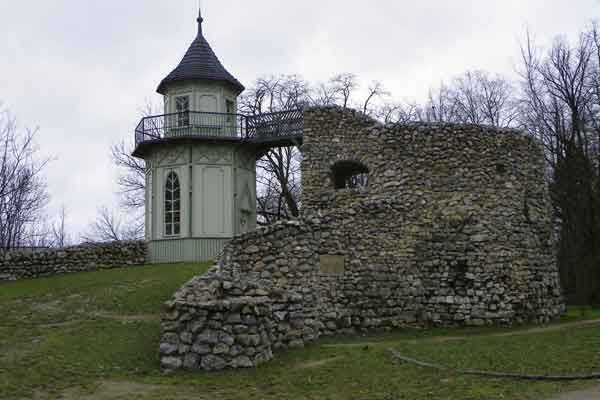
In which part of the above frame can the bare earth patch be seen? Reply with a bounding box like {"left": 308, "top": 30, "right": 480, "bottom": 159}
{"left": 30, "top": 300, "right": 63, "bottom": 315}
{"left": 91, "top": 311, "right": 160, "bottom": 323}
{"left": 35, "top": 380, "right": 207, "bottom": 400}
{"left": 0, "top": 337, "right": 43, "bottom": 364}
{"left": 34, "top": 312, "right": 160, "bottom": 328}
{"left": 39, "top": 319, "right": 86, "bottom": 328}
{"left": 550, "top": 384, "right": 600, "bottom": 400}
{"left": 32, "top": 381, "right": 163, "bottom": 400}
{"left": 294, "top": 356, "right": 343, "bottom": 369}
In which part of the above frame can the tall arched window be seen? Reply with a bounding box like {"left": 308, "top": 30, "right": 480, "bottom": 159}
{"left": 331, "top": 160, "right": 369, "bottom": 190}
{"left": 164, "top": 171, "right": 181, "bottom": 236}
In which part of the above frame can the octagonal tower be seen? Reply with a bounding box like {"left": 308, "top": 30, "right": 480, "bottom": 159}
{"left": 133, "top": 10, "right": 257, "bottom": 263}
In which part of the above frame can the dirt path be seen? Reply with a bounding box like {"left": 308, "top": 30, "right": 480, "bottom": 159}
{"left": 36, "top": 381, "right": 162, "bottom": 400}
{"left": 294, "top": 356, "right": 343, "bottom": 369}
{"left": 550, "top": 385, "right": 600, "bottom": 400}
{"left": 91, "top": 311, "right": 160, "bottom": 323}
{"left": 35, "top": 380, "right": 204, "bottom": 400}
{"left": 35, "top": 312, "right": 160, "bottom": 328}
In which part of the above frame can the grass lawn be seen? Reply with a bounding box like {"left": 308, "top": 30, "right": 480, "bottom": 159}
{"left": 1, "top": 264, "right": 600, "bottom": 400}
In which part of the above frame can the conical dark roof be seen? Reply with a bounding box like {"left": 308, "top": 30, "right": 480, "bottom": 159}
{"left": 156, "top": 12, "right": 245, "bottom": 95}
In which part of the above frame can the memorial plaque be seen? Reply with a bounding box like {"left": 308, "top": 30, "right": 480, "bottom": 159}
{"left": 319, "top": 255, "right": 345, "bottom": 275}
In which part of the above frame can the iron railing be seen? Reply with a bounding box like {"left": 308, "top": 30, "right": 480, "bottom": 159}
{"left": 134, "top": 109, "right": 303, "bottom": 148}
{"left": 134, "top": 111, "right": 247, "bottom": 146}
{"left": 246, "top": 109, "right": 304, "bottom": 142}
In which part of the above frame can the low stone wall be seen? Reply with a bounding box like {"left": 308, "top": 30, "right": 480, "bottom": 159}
{"left": 0, "top": 241, "right": 147, "bottom": 281}
{"left": 160, "top": 219, "right": 322, "bottom": 371}
{"left": 161, "top": 272, "right": 275, "bottom": 371}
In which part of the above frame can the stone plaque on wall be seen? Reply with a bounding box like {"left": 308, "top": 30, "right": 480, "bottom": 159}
{"left": 319, "top": 255, "right": 345, "bottom": 275}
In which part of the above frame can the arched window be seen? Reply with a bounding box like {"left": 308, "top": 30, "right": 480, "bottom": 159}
{"left": 331, "top": 160, "right": 369, "bottom": 190}
{"left": 164, "top": 171, "right": 181, "bottom": 236}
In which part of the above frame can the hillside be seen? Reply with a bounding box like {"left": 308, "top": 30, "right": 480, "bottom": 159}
{"left": 1, "top": 263, "right": 599, "bottom": 400}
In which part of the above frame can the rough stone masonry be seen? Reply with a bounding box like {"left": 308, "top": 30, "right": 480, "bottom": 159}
{"left": 0, "top": 241, "right": 147, "bottom": 281}
{"left": 159, "top": 106, "right": 564, "bottom": 371}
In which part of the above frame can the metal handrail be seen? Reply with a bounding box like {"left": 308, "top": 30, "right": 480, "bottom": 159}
{"left": 134, "top": 109, "right": 303, "bottom": 148}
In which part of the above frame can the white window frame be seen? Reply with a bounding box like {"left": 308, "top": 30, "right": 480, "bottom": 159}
{"left": 175, "top": 95, "right": 190, "bottom": 127}
{"left": 164, "top": 170, "right": 181, "bottom": 237}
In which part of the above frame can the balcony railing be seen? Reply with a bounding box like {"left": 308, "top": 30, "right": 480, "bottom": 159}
{"left": 246, "top": 109, "right": 304, "bottom": 142}
{"left": 134, "top": 109, "right": 303, "bottom": 149}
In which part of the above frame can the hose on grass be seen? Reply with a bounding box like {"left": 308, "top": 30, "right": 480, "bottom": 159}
{"left": 388, "top": 349, "right": 600, "bottom": 381}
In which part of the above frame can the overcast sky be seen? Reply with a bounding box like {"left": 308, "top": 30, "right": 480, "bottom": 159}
{"left": 0, "top": 0, "right": 598, "bottom": 239}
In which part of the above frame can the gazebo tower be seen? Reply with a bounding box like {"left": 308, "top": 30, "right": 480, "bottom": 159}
{"left": 133, "top": 10, "right": 257, "bottom": 263}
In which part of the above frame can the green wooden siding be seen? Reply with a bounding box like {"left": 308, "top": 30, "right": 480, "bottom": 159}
{"left": 144, "top": 143, "right": 256, "bottom": 264}
{"left": 148, "top": 238, "right": 230, "bottom": 264}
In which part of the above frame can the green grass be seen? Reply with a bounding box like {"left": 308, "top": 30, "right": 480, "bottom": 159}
{"left": 562, "top": 306, "right": 600, "bottom": 321}
{"left": 1, "top": 264, "right": 600, "bottom": 399}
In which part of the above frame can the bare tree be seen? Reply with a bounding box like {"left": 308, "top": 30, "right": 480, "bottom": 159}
{"left": 0, "top": 106, "right": 50, "bottom": 250}
{"left": 108, "top": 100, "right": 160, "bottom": 241}
{"left": 51, "top": 204, "right": 69, "bottom": 248}
{"left": 22, "top": 219, "right": 52, "bottom": 249}
{"left": 239, "top": 75, "right": 309, "bottom": 221}
{"left": 111, "top": 140, "right": 146, "bottom": 210}
{"left": 476, "top": 72, "right": 519, "bottom": 127}
{"left": 419, "top": 71, "right": 517, "bottom": 127}
{"left": 312, "top": 81, "right": 340, "bottom": 107}
{"left": 517, "top": 26, "right": 600, "bottom": 305}
{"left": 81, "top": 206, "right": 143, "bottom": 242}
{"left": 421, "top": 82, "right": 460, "bottom": 122}
{"left": 111, "top": 99, "right": 159, "bottom": 212}
{"left": 314, "top": 73, "right": 360, "bottom": 108}
{"left": 256, "top": 172, "right": 295, "bottom": 225}
{"left": 256, "top": 146, "right": 302, "bottom": 223}
{"left": 310, "top": 74, "right": 389, "bottom": 115}
{"left": 362, "top": 81, "right": 390, "bottom": 115}
{"left": 333, "top": 73, "right": 359, "bottom": 109}
{"left": 377, "top": 100, "right": 421, "bottom": 125}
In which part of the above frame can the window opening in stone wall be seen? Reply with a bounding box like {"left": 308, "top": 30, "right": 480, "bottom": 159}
{"left": 164, "top": 171, "right": 181, "bottom": 236}
{"left": 331, "top": 160, "right": 369, "bottom": 190}
{"left": 496, "top": 162, "right": 506, "bottom": 174}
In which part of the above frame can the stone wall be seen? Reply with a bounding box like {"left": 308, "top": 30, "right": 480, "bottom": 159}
{"left": 304, "top": 107, "right": 563, "bottom": 329}
{"left": 160, "top": 106, "right": 565, "bottom": 371}
{"left": 0, "top": 241, "right": 147, "bottom": 281}
{"left": 160, "top": 219, "right": 322, "bottom": 370}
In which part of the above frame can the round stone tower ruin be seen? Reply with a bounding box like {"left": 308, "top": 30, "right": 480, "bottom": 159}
{"left": 301, "top": 107, "right": 564, "bottom": 328}
{"left": 158, "top": 106, "right": 564, "bottom": 371}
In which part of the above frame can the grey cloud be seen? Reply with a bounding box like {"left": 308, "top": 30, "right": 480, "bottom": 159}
{"left": 0, "top": 0, "right": 597, "bottom": 237}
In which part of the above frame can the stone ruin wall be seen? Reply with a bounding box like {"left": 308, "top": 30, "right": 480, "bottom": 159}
{"left": 159, "top": 106, "right": 564, "bottom": 371}
{"left": 160, "top": 220, "right": 322, "bottom": 370}
{"left": 303, "top": 107, "right": 564, "bottom": 328}
{"left": 0, "top": 241, "right": 147, "bottom": 282}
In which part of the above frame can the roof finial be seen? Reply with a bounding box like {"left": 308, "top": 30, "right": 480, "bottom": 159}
{"left": 197, "top": 2, "right": 204, "bottom": 36}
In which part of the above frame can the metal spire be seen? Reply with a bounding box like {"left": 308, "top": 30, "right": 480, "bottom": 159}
{"left": 197, "top": 2, "right": 204, "bottom": 36}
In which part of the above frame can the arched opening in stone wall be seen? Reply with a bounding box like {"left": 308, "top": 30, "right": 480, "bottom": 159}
{"left": 331, "top": 160, "right": 369, "bottom": 190}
